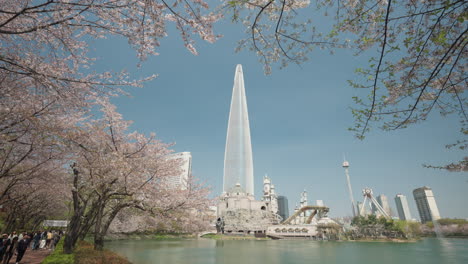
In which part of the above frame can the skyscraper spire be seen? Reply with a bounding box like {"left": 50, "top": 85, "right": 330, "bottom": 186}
{"left": 223, "top": 64, "right": 254, "bottom": 195}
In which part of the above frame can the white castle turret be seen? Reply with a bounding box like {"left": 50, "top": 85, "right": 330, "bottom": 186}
{"left": 262, "top": 174, "right": 278, "bottom": 215}
{"left": 263, "top": 174, "right": 271, "bottom": 200}
{"left": 270, "top": 184, "right": 278, "bottom": 214}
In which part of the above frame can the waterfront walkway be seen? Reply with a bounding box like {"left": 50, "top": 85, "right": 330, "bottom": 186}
{"left": 5, "top": 249, "right": 51, "bottom": 264}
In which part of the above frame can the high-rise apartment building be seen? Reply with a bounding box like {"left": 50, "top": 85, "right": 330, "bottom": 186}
{"left": 356, "top": 201, "right": 366, "bottom": 216}
{"left": 165, "top": 152, "right": 192, "bottom": 190}
{"left": 394, "top": 194, "right": 412, "bottom": 221}
{"left": 370, "top": 194, "right": 391, "bottom": 217}
{"left": 413, "top": 186, "right": 441, "bottom": 223}
{"left": 376, "top": 194, "right": 392, "bottom": 217}
{"left": 277, "top": 196, "right": 289, "bottom": 221}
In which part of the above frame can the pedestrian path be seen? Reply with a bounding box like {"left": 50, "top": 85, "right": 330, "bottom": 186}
{"left": 4, "top": 249, "right": 51, "bottom": 264}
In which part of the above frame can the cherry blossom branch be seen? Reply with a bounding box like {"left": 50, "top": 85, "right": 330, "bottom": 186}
{"left": 360, "top": 0, "right": 392, "bottom": 138}
{"left": 395, "top": 28, "right": 467, "bottom": 129}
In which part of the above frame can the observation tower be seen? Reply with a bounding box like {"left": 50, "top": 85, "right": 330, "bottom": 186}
{"left": 342, "top": 159, "right": 356, "bottom": 217}
{"left": 223, "top": 64, "right": 254, "bottom": 195}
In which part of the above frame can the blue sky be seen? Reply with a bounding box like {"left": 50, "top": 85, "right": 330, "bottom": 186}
{"left": 88, "top": 17, "right": 467, "bottom": 220}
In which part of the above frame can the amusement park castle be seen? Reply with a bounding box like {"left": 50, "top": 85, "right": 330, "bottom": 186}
{"left": 216, "top": 65, "right": 340, "bottom": 239}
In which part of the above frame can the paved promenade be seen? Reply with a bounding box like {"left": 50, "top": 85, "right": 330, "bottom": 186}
{"left": 4, "top": 249, "right": 51, "bottom": 264}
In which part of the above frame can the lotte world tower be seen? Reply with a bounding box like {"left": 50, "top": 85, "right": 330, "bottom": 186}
{"left": 223, "top": 64, "right": 254, "bottom": 195}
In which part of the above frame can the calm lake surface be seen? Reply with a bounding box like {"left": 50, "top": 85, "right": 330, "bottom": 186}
{"left": 106, "top": 238, "right": 468, "bottom": 264}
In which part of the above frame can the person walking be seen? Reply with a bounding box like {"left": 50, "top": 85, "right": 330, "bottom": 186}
{"left": 7, "top": 232, "right": 16, "bottom": 240}
{"left": 50, "top": 232, "right": 60, "bottom": 251}
{"left": 44, "top": 231, "right": 51, "bottom": 249}
{"left": 15, "top": 235, "right": 29, "bottom": 264}
{"left": 0, "top": 234, "right": 10, "bottom": 261}
{"left": 39, "top": 231, "right": 46, "bottom": 249}
{"left": 3, "top": 237, "right": 18, "bottom": 264}
{"left": 32, "top": 232, "right": 40, "bottom": 250}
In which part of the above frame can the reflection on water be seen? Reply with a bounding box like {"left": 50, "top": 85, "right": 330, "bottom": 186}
{"left": 433, "top": 219, "right": 444, "bottom": 239}
{"left": 215, "top": 240, "right": 224, "bottom": 248}
{"left": 105, "top": 238, "right": 468, "bottom": 264}
{"left": 436, "top": 238, "right": 457, "bottom": 263}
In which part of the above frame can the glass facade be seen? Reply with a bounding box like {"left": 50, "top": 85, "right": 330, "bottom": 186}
{"left": 278, "top": 196, "right": 289, "bottom": 221}
{"left": 223, "top": 65, "right": 254, "bottom": 195}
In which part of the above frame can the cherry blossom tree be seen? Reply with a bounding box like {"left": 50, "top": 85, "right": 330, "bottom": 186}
{"left": 1, "top": 186, "right": 68, "bottom": 232}
{"left": 0, "top": 76, "right": 76, "bottom": 201}
{"left": 109, "top": 176, "right": 214, "bottom": 235}
{"left": 1, "top": 0, "right": 220, "bottom": 209}
{"left": 1, "top": 0, "right": 219, "bottom": 86}
{"left": 1, "top": 1, "right": 217, "bottom": 253}
{"left": 63, "top": 101, "right": 211, "bottom": 252}
{"left": 227, "top": 0, "right": 466, "bottom": 171}
{"left": 0, "top": 165, "right": 69, "bottom": 233}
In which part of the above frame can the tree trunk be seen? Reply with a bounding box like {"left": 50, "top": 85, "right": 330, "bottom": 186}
{"left": 31, "top": 217, "right": 44, "bottom": 233}
{"left": 64, "top": 165, "right": 84, "bottom": 254}
{"left": 93, "top": 202, "right": 134, "bottom": 251}
{"left": 93, "top": 199, "right": 105, "bottom": 251}
{"left": 63, "top": 207, "right": 83, "bottom": 254}
{"left": 78, "top": 216, "right": 95, "bottom": 241}
{"left": 94, "top": 232, "right": 105, "bottom": 251}
{"left": 78, "top": 203, "right": 98, "bottom": 241}
{"left": 3, "top": 208, "right": 18, "bottom": 233}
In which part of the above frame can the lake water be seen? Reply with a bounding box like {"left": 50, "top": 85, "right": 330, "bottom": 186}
{"left": 106, "top": 238, "right": 468, "bottom": 264}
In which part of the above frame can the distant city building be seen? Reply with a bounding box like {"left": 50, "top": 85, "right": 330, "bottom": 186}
{"left": 369, "top": 194, "right": 391, "bottom": 217}
{"left": 376, "top": 194, "right": 392, "bottom": 217}
{"left": 316, "top": 200, "right": 324, "bottom": 207}
{"left": 165, "top": 152, "right": 192, "bottom": 190}
{"left": 356, "top": 201, "right": 367, "bottom": 216}
{"left": 413, "top": 186, "right": 441, "bottom": 223}
{"left": 277, "top": 196, "right": 289, "bottom": 221}
{"left": 394, "top": 194, "right": 412, "bottom": 221}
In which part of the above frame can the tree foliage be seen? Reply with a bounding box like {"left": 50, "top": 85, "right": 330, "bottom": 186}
{"left": 1, "top": 0, "right": 216, "bottom": 252}
{"left": 226, "top": 0, "right": 467, "bottom": 171}
{"left": 351, "top": 215, "right": 421, "bottom": 239}
{"left": 61, "top": 101, "right": 211, "bottom": 252}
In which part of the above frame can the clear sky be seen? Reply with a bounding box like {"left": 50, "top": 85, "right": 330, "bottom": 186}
{"left": 88, "top": 17, "right": 467, "bottom": 220}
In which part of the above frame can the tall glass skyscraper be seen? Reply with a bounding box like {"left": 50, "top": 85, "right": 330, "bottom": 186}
{"left": 394, "top": 194, "right": 412, "bottom": 221}
{"left": 223, "top": 65, "right": 254, "bottom": 195}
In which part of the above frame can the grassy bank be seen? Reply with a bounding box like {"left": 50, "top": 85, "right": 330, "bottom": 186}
{"left": 41, "top": 240, "right": 73, "bottom": 264}
{"left": 42, "top": 239, "right": 131, "bottom": 264}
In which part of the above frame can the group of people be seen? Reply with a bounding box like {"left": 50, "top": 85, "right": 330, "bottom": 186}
{"left": 0, "top": 230, "right": 62, "bottom": 264}
{"left": 31, "top": 230, "right": 62, "bottom": 251}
